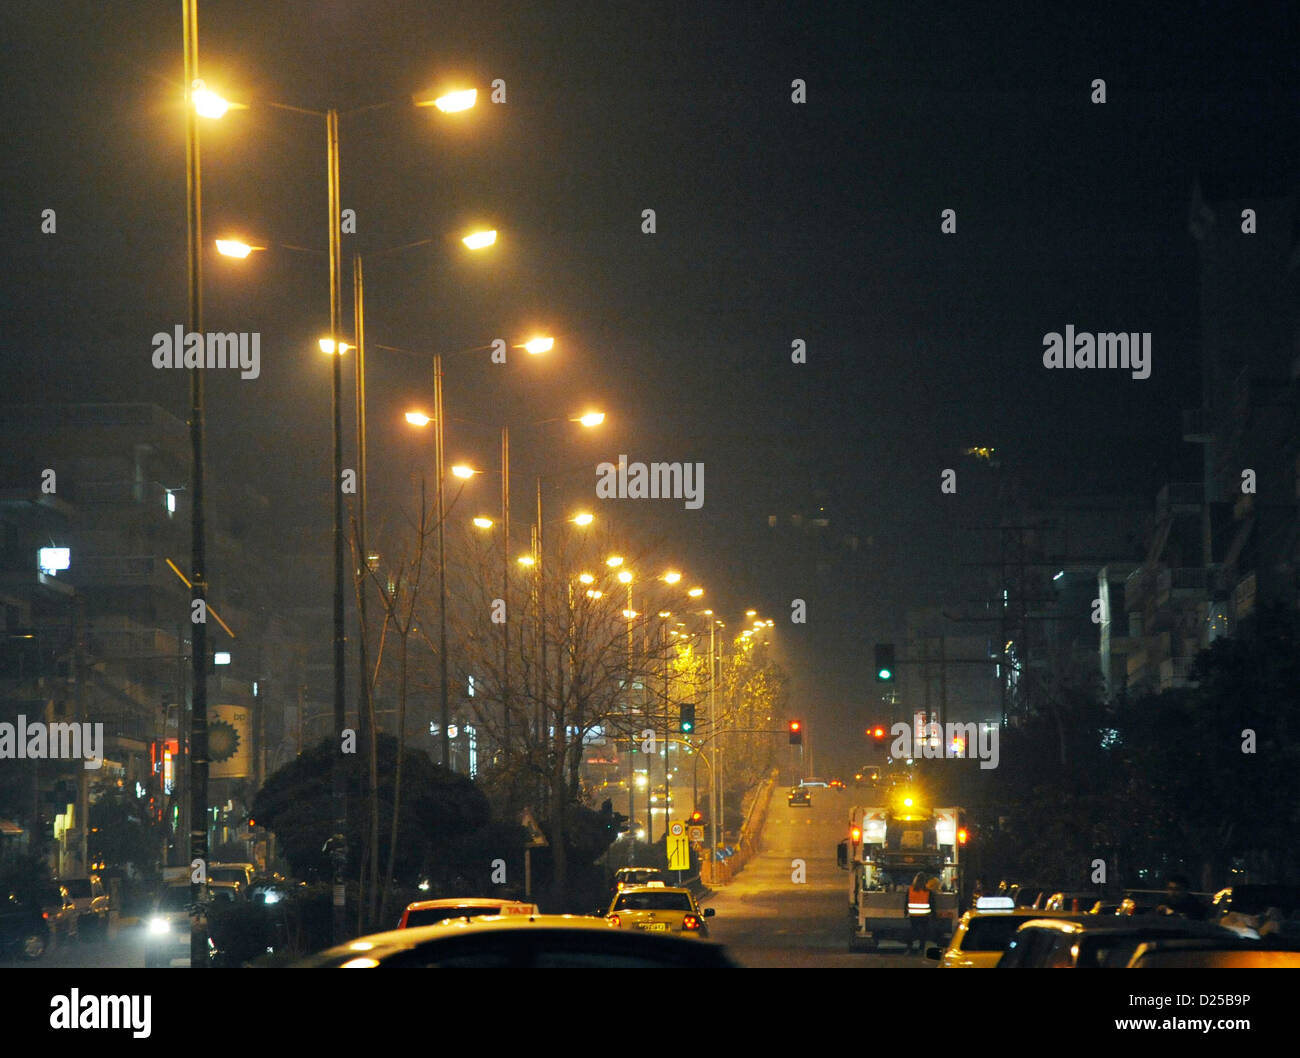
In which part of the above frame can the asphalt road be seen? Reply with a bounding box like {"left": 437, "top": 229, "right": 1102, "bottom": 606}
{"left": 704, "top": 784, "right": 929, "bottom": 968}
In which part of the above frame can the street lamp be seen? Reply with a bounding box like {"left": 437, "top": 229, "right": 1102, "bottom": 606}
{"left": 202, "top": 80, "right": 479, "bottom": 945}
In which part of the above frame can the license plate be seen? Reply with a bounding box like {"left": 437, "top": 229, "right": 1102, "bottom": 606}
{"left": 637, "top": 923, "right": 669, "bottom": 932}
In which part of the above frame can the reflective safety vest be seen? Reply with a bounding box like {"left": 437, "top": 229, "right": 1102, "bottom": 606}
{"left": 907, "top": 886, "right": 932, "bottom": 915}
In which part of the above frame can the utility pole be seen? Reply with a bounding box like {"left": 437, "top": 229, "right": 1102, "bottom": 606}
{"left": 182, "top": 0, "right": 210, "bottom": 969}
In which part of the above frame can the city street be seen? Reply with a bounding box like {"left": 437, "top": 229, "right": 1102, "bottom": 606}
{"left": 706, "top": 787, "right": 923, "bottom": 968}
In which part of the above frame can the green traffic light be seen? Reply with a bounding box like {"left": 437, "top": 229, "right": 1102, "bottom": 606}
{"left": 878, "top": 668, "right": 891, "bottom": 680}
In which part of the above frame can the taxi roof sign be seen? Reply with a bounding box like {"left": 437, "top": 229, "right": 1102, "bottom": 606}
{"left": 975, "top": 896, "right": 1015, "bottom": 911}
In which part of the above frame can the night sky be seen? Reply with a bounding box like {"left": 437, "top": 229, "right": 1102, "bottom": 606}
{"left": 3, "top": 1, "right": 1297, "bottom": 768}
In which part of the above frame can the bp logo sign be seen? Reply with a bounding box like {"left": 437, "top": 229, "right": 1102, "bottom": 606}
{"left": 207, "top": 705, "right": 251, "bottom": 778}
{"left": 208, "top": 717, "right": 241, "bottom": 762}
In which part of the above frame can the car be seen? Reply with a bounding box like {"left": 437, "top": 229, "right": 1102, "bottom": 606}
{"left": 1210, "top": 884, "right": 1300, "bottom": 937}
{"left": 1043, "top": 890, "right": 1102, "bottom": 912}
{"left": 605, "top": 884, "right": 715, "bottom": 939}
{"left": 611, "top": 867, "right": 668, "bottom": 894}
{"left": 996, "top": 916, "right": 1238, "bottom": 968}
{"left": 649, "top": 785, "right": 673, "bottom": 806}
{"left": 0, "top": 892, "right": 51, "bottom": 960}
{"left": 828, "top": 778, "right": 847, "bottom": 789}
{"left": 1117, "top": 888, "right": 1166, "bottom": 916}
{"left": 398, "top": 897, "right": 540, "bottom": 929}
{"left": 206, "top": 880, "right": 246, "bottom": 904}
{"left": 799, "top": 777, "right": 829, "bottom": 788}
{"left": 927, "top": 903, "right": 1092, "bottom": 968}
{"left": 144, "top": 883, "right": 212, "bottom": 968}
{"left": 788, "top": 787, "right": 811, "bottom": 807}
{"left": 41, "top": 884, "right": 80, "bottom": 944}
{"left": 296, "top": 914, "right": 737, "bottom": 968}
{"left": 208, "top": 863, "right": 255, "bottom": 892}
{"left": 61, "top": 875, "right": 111, "bottom": 939}
{"left": 1125, "top": 935, "right": 1300, "bottom": 968}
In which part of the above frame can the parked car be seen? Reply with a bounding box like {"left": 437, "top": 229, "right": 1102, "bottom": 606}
{"left": 61, "top": 875, "right": 110, "bottom": 939}
{"left": 209, "top": 862, "right": 255, "bottom": 891}
{"left": 0, "top": 892, "right": 51, "bottom": 960}
{"left": 42, "top": 884, "right": 80, "bottom": 944}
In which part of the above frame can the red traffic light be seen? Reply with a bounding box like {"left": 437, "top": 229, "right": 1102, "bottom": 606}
{"left": 870, "top": 726, "right": 885, "bottom": 740}
{"left": 789, "top": 720, "right": 801, "bottom": 732}
{"left": 689, "top": 810, "right": 703, "bottom": 824}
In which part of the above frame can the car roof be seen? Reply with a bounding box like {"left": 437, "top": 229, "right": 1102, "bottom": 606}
{"left": 302, "top": 916, "right": 615, "bottom": 961}
{"left": 1015, "top": 916, "right": 1231, "bottom": 937}
{"left": 615, "top": 885, "right": 693, "bottom": 896}
{"left": 300, "top": 916, "right": 734, "bottom": 967}
{"left": 960, "top": 909, "right": 1090, "bottom": 924}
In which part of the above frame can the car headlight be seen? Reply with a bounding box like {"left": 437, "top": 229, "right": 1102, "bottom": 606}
{"left": 147, "top": 916, "right": 171, "bottom": 936}
{"left": 262, "top": 890, "right": 281, "bottom": 905}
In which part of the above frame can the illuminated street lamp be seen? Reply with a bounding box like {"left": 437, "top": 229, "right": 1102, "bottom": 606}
{"left": 462, "top": 229, "right": 497, "bottom": 250}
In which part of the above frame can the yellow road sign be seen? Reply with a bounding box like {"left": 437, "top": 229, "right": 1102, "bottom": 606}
{"left": 667, "top": 835, "right": 690, "bottom": 870}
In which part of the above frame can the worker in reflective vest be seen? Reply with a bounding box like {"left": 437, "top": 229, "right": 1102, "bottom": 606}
{"left": 907, "top": 872, "right": 933, "bottom": 954}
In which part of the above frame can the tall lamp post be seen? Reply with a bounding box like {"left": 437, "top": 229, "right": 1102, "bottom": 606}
{"left": 195, "top": 81, "right": 479, "bottom": 944}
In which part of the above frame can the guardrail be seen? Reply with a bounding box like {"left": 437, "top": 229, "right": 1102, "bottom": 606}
{"left": 700, "top": 769, "right": 778, "bottom": 887}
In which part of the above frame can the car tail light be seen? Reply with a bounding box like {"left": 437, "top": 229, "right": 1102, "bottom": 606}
{"left": 42, "top": 912, "right": 50, "bottom": 920}
{"left": 609, "top": 914, "right": 620, "bottom": 927}
{"left": 683, "top": 915, "right": 700, "bottom": 931}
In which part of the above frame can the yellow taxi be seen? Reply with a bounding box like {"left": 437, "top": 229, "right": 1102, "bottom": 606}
{"left": 605, "top": 883, "right": 715, "bottom": 939}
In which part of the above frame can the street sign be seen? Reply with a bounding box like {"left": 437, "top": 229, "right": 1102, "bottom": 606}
{"left": 669, "top": 821, "right": 684, "bottom": 837}
{"left": 688, "top": 826, "right": 704, "bottom": 842}
{"left": 520, "top": 808, "right": 548, "bottom": 848}
{"left": 667, "top": 835, "right": 690, "bottom": 870}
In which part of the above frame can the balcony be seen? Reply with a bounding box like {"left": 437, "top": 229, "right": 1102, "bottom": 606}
{"left": 1159, "top": 657, "right": 1198, "bottom": 691}
{"left": 1157, "top": 567, "right": 1207, "bottom": 605}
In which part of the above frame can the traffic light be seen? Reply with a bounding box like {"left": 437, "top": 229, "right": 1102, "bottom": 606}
{"left": 788, "top": 720, "right": 802, "bottom": 745}
{"left": 869, "top": 724, "right": 887, "bottom": 743}
{"left": 679, "top": 703, "right": 695, "bottom": 734}
{"left": 688, "top": 809, "right": 704, "bottom": 826}
{"left": 874, "top": 643, "right": 895, "bottom": 681}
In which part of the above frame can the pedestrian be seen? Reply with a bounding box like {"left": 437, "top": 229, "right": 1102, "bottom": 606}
{"left": 1157, "top": 874, "right": 1207, "bottom": 920}
{"left": 907, "top": 872, "right": 933, "bottom": 954}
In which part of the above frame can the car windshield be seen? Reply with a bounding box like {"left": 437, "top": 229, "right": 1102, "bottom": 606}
{"left": 61, "top": 880, "right": 91, "bottom": 899}
{"left": 209, "top": 869, "right": 245, "bottom": 885}
{"left": 960, "top": 916, "right": 1026, "bottom": 952}
{"left": 614, "top": 892, "right": 693, "bottom": 912}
